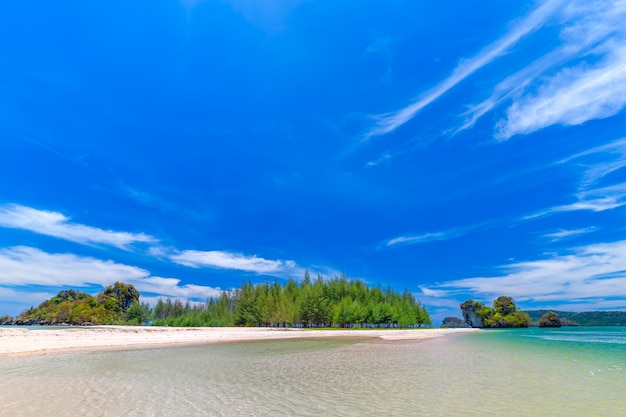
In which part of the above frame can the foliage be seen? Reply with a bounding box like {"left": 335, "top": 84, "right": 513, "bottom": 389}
{"left": 460, "top": 296, "right": 530, "bottom": 328}
{"left": 525, "top": 310, "right": 626, "bottom": 326}
{"left": 98, "top": 282, "right": 140, "bottom": 314}
{"left": 538, "top": 311, "right": 561, "bottom": 327}
{"left": 155, "top": 275, "right": 432, "bottom": 328}
{"left": 15, "top": 283, "right": 140, "bottom": 325}
{"left": 493, "top": 296, "right": 516, "bottom": 316}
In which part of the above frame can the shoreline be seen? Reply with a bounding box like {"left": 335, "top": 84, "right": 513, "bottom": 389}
{"left": 0, "top": 326, "right": 478, "bottom": 356}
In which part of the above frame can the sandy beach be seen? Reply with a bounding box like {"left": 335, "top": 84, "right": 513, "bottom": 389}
{"left": 0, "top": 326, "right": 478, "bottom": 356}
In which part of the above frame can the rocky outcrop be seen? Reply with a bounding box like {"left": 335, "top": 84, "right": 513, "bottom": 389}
{"left": 441, "top": 316, "right": 470, "bottom": 328}
{"left": 460, "top": 301, "right": 485, "bottom": 328}
{"left": 538, "top": 311, "right": 561, "bottom": 327}
{"left": 460, "top": 297, "right": 531, "bottom": 328}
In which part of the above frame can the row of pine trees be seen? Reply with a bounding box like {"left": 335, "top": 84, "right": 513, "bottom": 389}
{"left": 145, "top": 274, "right": 431, "bottom": 328}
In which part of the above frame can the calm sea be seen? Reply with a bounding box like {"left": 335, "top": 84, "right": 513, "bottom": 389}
{"left": 1, "top": 327, "right": 624, "bottom": 416}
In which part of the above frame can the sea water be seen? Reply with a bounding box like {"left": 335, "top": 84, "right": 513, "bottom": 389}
{"left": 0, "top": 327, "right": 624, "bottom": 417}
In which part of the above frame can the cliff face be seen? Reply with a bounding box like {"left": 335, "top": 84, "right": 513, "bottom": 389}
{"left": 460, "top": 297, "right": 531, "bottom": 328}
{"left": 460, "top": 302, "right": 484, "bottom": 328}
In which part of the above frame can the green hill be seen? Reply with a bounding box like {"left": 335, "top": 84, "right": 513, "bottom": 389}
{"left": 14, "top": 282, "right": 139, "bottom": 325}
{"left": 525, "top": 310, "right": 626, "bottom": 326}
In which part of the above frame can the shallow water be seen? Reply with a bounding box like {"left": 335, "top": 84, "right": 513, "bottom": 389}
{"left": 1, "top": 328, "right": 624, "bottom": 416}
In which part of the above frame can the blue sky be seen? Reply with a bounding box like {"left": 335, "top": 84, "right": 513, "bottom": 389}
{"left": 2, "top": 0, "right": 626, "bottom": 324}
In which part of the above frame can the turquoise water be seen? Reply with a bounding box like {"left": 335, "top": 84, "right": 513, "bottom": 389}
{"left": 0, "top": 327, "right": 624, "bottom": 416}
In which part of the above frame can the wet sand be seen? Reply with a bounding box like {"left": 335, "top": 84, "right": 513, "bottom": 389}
{"left": 0, "top": 326, "right": 478, "bottom": 356}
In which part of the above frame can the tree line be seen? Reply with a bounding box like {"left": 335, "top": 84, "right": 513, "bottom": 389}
{"left": 6, "top": 274, "right": 432, "bottom": 328}
{"left": 150, "top": 273, "right": 431, "bottom": 328}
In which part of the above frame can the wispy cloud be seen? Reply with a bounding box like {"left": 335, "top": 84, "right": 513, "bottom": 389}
{"left": 496, "top": 46, "right": 626, "bottom": 139}
{"left": 170, "top": 249, "right": 298, "bottom": 274}
{"left": 365, "top": 152, "right": 392, "bottom": 168}
{"left": 0, "top": 246, "right": 222, "bottom": 304}
{"left": 384, "top": 221, "right": 491, "bottom": 248}
{"left": 561, "top": 137, "right": 626, "bottom": 187}
{"left": 526, "top": 138, "right": 626, "bottom": 218}
{"left": 385, "top": 232, "right": 450, "bottom": 247}
{"left": 421, "top": 239, "right": 626, "bottom": 305}
{"left": 455, "top": 49, "right": 566, "bottom": 134}
{"left": 495, "top": 1, "right": 626, "bottom": 139}
{"left": 543, "top": 227, "right": 598, "bottom": 241}
{"left": 527, "top": 182, "right": 626, "bottom": 219}
{"left": 366, "top": 0, "right": 563, "bottom": 138}
{"left": 0, "top": 204, "right": 157, "bottom": 249}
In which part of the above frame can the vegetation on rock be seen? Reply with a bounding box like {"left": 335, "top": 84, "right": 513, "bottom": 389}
{"left": 15, "top": 283, "right": 142, "bottom": 325}
{"left": 460, "top": 296, "right": 530, "bottom": 328}
{"left": 538, "top": 311, "right": 561, "bottom": 327}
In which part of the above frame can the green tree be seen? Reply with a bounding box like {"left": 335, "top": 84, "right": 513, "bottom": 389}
{"left": 99, "top": 282, "right": 140, "bottom": 314}
{"left": 538, "top": 311, "right": 561, "bottom": 327}
{"left": 494, "top": 296, "right": 516, "bottom": 315}
{"left": 124, "top": 301, "right": 151, "bottom": 325}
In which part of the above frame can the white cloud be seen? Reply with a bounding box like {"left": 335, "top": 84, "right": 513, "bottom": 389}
{"left": 543, "top": 227, "right": 598, "bottom": 241}
{"left": 421, "top": 239, "right": 626, "bottom": 305}
{"left": 366, "top": 0, "right": 563, "bottom": 138}
{"left": 456, "top": 48, "right": 567, "bottom": 134}
{"left": 0, "top": 246, "right": 222, "bottom": 306}
{"left": 495, "top": 0, "right": 626, "bottom": 139}
{"left": 170, "top": 249, "right": 297, "bottom": 274}
{"left": 386, "top": 232, "right": 448, "bottom": 247}
{"left": 526, "top": 138, "right": 626, "bottom": 218}
{"left": 560, "top": 136, "right": 626, "bottom": 187}
{"left": 384, "top": 221, "right": 493, "bottom": 248}
{"left": 528, "top": 182, "right": 626, "bottom": 218}
{"left": 0, "top": 246, "right": 149, "bottom": 287}
{"left": 0, "top": 287, "right": 55, "bottom": 309}
{"left": 130, "top": 276, "right": 223, "bottom": 300}
{"left": 0, "top": 204, "right": 157, "bottom": 249}
{"left": 496, "top": 46, "right": 626, "bottom": 139}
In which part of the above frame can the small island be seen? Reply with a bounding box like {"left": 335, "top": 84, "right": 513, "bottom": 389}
{"left": 460, "top": 296, "right": 531, "bottom": 328}
{"left": 537, "top": 311, "right": 562, "bottom": 327}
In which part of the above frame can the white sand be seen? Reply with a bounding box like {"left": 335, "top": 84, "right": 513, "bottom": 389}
{"left": 0, "top": 326, "right": 478, "bottom": 356}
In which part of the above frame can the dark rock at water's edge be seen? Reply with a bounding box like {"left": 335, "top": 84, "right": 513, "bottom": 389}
{"left": 440, "top": 316, "right": 470, "bottom": 328}
{"left": 0, "top": 316, "right": 95, "bottom": 326}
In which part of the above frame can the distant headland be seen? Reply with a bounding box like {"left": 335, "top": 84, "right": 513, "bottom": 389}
{"left": 439, "top": 295, "right": 626, "bottom": 328}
